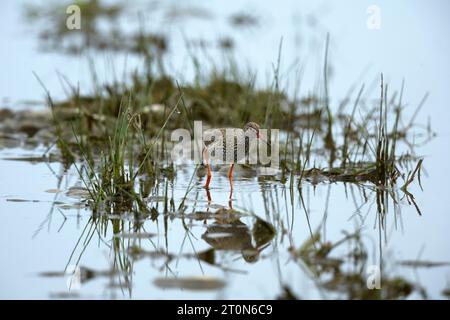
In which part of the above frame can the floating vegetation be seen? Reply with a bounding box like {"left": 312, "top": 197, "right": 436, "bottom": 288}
{"left": 113, "top": 232, "right": 156, "bottom": 239}
{"left": 397, "top": 260, "right": 450, "bottom": 268}
{"left": 153, "top": 276, "right": 226, "bottom": 291}
{"left": 39, "top": 266, "right": 116, "bottom": 285}
{"left": 229, "top": 12, "right": 260, "bottom": 29}
{"left": 6, "top": 198, "right": 41, "bottom": 203}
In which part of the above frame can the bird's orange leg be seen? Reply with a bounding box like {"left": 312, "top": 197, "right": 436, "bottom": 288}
{"left": 203, "top": 148, "right": 212, "bottom": 206}
{"left": 206, "top": 164, "right": 212, "bottom": 190}
{"left": 203, "top": 148, "right": 212, "bottom": 190}
{"left": 205, "top": 185, "right": 211, "bottom": 223}
{"left": 228, "top": 162, "right": 235, "bottom": 199}
{"left": 206, "top": 187, "right": 211, "bottom": 205}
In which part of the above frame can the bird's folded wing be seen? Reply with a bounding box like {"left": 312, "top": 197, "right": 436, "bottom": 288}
{"left": 203, "top": 128, "right": 244, "bottom": 145}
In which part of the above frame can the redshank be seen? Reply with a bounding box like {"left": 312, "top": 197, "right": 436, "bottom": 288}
{"left": 202, "top": 122, "right": 269, "bottom": 200}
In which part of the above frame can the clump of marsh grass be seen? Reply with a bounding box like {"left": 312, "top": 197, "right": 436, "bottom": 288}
{"left": 70, "top": 98, "right": 141, "bottom": 212}
{"left": 67, "top": 91, "right": 182, "bottom": 213}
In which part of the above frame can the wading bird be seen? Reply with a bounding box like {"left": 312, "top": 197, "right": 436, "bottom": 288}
{"left": 202, "top": 122, "right": 269, "bottom": 204}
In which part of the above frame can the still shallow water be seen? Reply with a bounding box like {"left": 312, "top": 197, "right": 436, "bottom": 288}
{"left": 1, "top": 0, "right": 450, "bottom": 299}
{"left": 0, "top": 143, "right": 448, "bottom": 299}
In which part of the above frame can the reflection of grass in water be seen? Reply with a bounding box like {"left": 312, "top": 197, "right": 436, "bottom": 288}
{"left": 61, "top": 205, "right": 276, "bottom": 297}
{"left": 288, "top": 228, "right": 423, "bottom": 299}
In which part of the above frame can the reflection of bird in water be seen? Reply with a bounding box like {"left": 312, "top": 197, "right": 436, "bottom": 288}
{"left": 201, "top": 209, "right": 274, "bottom": 263}
{"left": 202, "top": 218, "right": 259, "bottom": 263}
{"left": 202, "top": 122, "right": 269, "bottom": 206}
